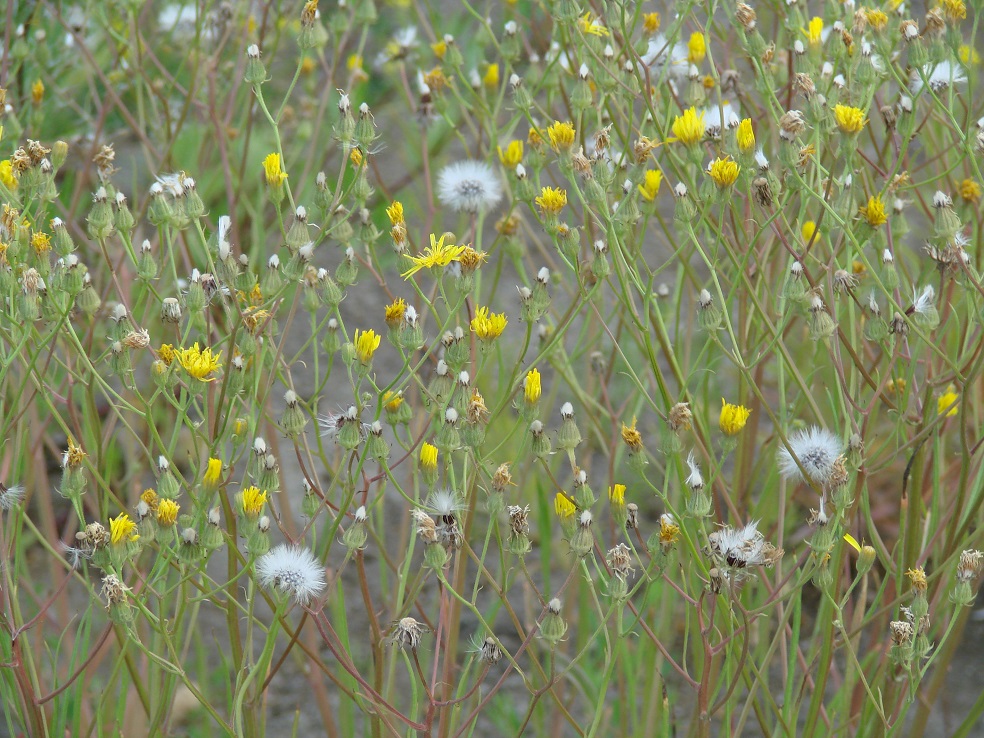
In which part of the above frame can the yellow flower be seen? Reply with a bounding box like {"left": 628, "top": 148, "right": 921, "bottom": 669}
{"left": 457, "top": 246, "right": 487, "bottom": 274}
{"left": 886, "top": 377, "right": 907, "bottom": 395}
{"left": 524, "top": 369, "right": 541, "bottom": 403}
{"left": 608, "top": 484, "right": 626, "bottom": 506}
{"left": 32, "top": 79, "right": 44, "bottom": 104}
{"left": 546, "top": 121, "right": 576, "bottom": 151}
{"left": 535, "top": 186, "right": 567, "bottom": 215}
{"left": 401, "top": 233, "right": 467, "bottom": 279}
{"left": 109, "top": 512, "right": 139, "bottom": 545}
{"left": 621, "top": 417, "right": 643, "bottom": 452}
{"left": 159, "top": 343, "right": 176, "bottom": 366}
{"left": 736, "top": 118, "right": 755, "bottom": 152}
{"left": 497, "top": 140, "right": 524, "bottom": 168}
{"left": 177, "top": 343, "right": 223, "bottom": 381}
{"left": 859, "top": 195, "right": 887, "bottom": 227}
{"left": 262, "top": 153, "right": 287, "bottom": 186}
{"left": 719, "top": 399, "right": 751, "bottom": 436}
{"left": 350, "top": 148, "right": 364, "bottom": 167}
{"left": 637, "top": 170, "right": 663, "bottom": 201}
{"left": 833, "top": 104, "right": 867, "bottom": 134}
{"left": 157, "top": 499, "right": 180, "bottom": 527}
{"left": 483, "top": 63, "right": 499, "bottom": 88}
{"left": 643, "top": 12, "right": 661, "bottom": 34}
{"left": 688, "top": 32, "right": 706, "bottom": 63}
{"left": 383, "top": 391, "right": 404, "bottom": 412}
{"left": 802, "top": 221, "right": 818, "bottom": 243}
{"left": 958, "top": 44, "right": 980, "bottom": 65}
{"left": 937, "top": 385, "right": 958, "bottom": 417}
{"left": 420, "top": 442, "right": 438, "bottom": 470}
{"left": 708, "top": 157, "right": 740, "bottom": 188}
{"left": 803, "top": 17, "right": 824, "bottom": 47}
{"left": 431, "top": 40, "right": 447, "bottom": 59}
{"left": 347, "top": 54, "right": 364, "bottom": 72}
{"left": 672, "top": 107, "right": 705, "bottom": 146}
{"left": 386, "top": 201, "right": 404, "bottom": 225}
{"left": 958, "top": 178, "right": 981, "bottom": 202}
{"left": 659, "top": 515, "right": 680, "bottom": 547}
{"left": 31, "top": 231, "right": 51, "bottom": 255}
{"left": 141, "top": 488, "right": 159, "bottom": 510}
{"left": 578, "top": 12, "right": 608, "bottom": 37}
{"left": 554, "top": 492, "right": 577, "bottom": 518}
{"left": 865, "top": 9, "right": 888, "bottom": 30}
{"left": 471, "top": 306, "right": 508, "bottom": 340}
{"left": 384, "top": 297, "right": 407, "bottom": 327}
{"left": 424, "top": 67, "right": 448, "bottom": 92}
{"left": 241, "top": 486, "right": 268, "bottom": 518}
{"left": 204, "top": 457, "right": 222, "bottom": 487}
{"left": 940, "top": 0, "right": 966, "bottom": 22}
{"left": 354, "top": 328, "right": 381, "bottom": 363}
{"left": 843, "top": 533, "right": 862, "bottom": 552}
{"left": 905, "top": 566, "right": 928, "bottom": 592}
{"left": 0, "top": 160, "right": 16, "bottom": 190}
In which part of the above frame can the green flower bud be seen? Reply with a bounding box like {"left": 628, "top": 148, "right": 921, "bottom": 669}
{"left": 539, "top": 599, "right": 568, "bottom": 645}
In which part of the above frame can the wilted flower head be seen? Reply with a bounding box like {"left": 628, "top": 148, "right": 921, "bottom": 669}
{"left": 436, "top": 160, "right": 503, "bottom": 213}
{"left": 391, "top": 616, "right": 427, "bottom": 650}
{"left": 255, "top": 544, "right": 326, "bottom": 604}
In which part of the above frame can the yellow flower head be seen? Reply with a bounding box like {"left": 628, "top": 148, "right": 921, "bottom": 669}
{"left": 688, "top": 32, "right": 706, "bottom": 63}
{"left": 554, "top": 492, "right": 577, "bottom": 518}
{"left": 350, "top": 148, "right": 364, "bottom": 167}
{"left": 937, "top": 385, "right": 958, "bottom": 416}
{"left": 420, "top": 442, "right": 438, "bottom": 470}
{"left": 383, "top": 391, "right": 404, "bottom": 412}
{"left": 431, "top": 40, "right": 447, "bottom": 59}
{"left": 524, "top": 369, "right": 541, "bottom": 404}
{"left": 535, "top": 186, "right": 567, "bottom": 215}
{"left": 546, "top": 121, "right": 576, "bottom": 151}
{"left": 177, "top": 343, "right": 222, "bottom": 381}
{"left": 608, "top": 483, "right": 626, "bottom": 507}
{"left": 262, "top": 153, "right": 287, "bottom": 186}
{"left": 958, "top": 44, "right": 980, "bottom": 65}
{"left": 141, "top": 488, "right": 159, "bottom": 510}
{"left": 803, "top": 17, "right": 824, "bottom": 46}
{"left": 865, "top": 9, "right": 888, "bottom": 30}
{"left": 659, "top": 515, "right": 681, "bottom": 547}
{"left": 32, "top": 79, "right": 44, "bottom": 104}
{"left": 578, "top": 12, "right": 609, "bottom": 37}
{"left": 457, "top": 246, "right": 487, "bottom": 274}
{"left": 843, "top": 533, "right": 862, "bottom": 553}
{"left": 483, "top": 63, "right": 499, "bottom": 88}
{"left": 708, "top": 157, "right": 740, "bottom": 188}
{"left": 471, "top": 306, "right": 508, "bottom": 340}
{"left": 905, "top": 566, "right": 928, "bottom": 592}
{"left": 621, "top": 417, "right": 643, "bottom": 452}
{"left": 672, "top": 107, "right": 706, "bottom": 146}
{"left": 643, "top": 12, "right": 661, "bottom": 34}
{"left": 204, "top": 457, "right": 222, "bottom": 487}
{"left": 497, "top": 140, "right": 524, "bottom": 168}
{"left": 859, "top": 195, "right": 887, "bottom": 227}
{"left": 354, "top": 328, "right": 381, "bottom": 364}
{"left": 958, "top": 178, "right": 982, "bottom": 202}
{"left": 65, "top": 437, "right": 87, "bottom": 468}
{"left": 157, "top": 499, "right": 180, "bottom": 527}
{"left": 241, "top": 486, "right": 268, "bottom": 518}
{"left": 736, "top": 118, "right": 755, "bottom": 152}
{"left": 31, "top": 231, "right": 51, "bottom": 255}
{"left": 346, "top": 54, "right": 364, "bottom": 73}
{"left": 386, "top": 201, "right": 404, "bottom": 225}
{"left": 802, "top": 221, "right": 818, "bottom": 243}
{"left": 159, "top": 343, "right": 176, "bottom": 366}
{"left": 110, "top": 512, "right": 139, "bottom": 545}
{"left": 719, "top": 399, "right": 751, "bottom": 436}
{"left": 940, "top": 0, "right": 966, "bottom": 22}
{"left": 637, "top": 170, "right": 663, "bottom": 201}
{"left": 833, "top": 104, "right": 867, "bottom": 134}
{"left": 401, "top": 233, "right": 467, "bottom": 279}
{"left": 384, "top": 297, "right": 407, "bottom": 327}
{"left": 0, "top": 160, "right": 16, "bottom": 190}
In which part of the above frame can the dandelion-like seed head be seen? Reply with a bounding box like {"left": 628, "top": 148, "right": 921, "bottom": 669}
{"left": 778, "top": 426, "right": 844, "bottom": 487}
{"left": 0, "top": 483, "right": 25, "bottom": 510}
{"left": 436, "top": 160, "right": 502, "bottom": 214}
{"left": 707, "top": 520, "right": 783, "bottom": 570}
{"left": 255, "top": 544, "right": 326, "bottom": 604}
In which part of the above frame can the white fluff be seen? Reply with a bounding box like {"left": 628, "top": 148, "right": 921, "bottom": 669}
{"left": 436, "top": 160, "right": 503, "bottom": 214}
{"left": 255, "top": 544, "right": 326, "bottom": 604}
{"left": 777, "top": 426, "right": 843, "bottom": 486}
